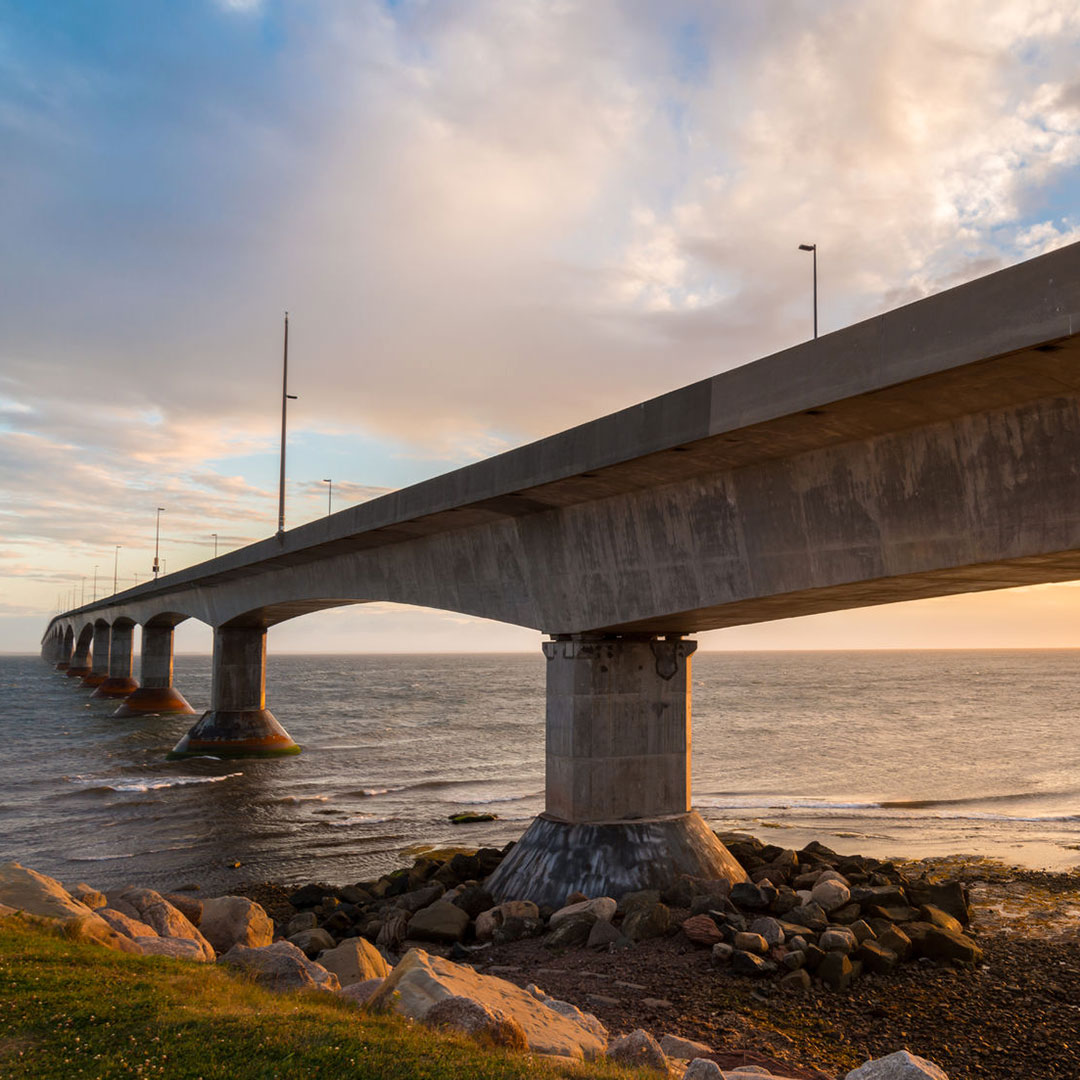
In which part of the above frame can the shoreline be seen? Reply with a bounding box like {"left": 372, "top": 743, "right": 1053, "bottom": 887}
{"left": 212, "top": 838, "right": 1080, "bottom": 1080}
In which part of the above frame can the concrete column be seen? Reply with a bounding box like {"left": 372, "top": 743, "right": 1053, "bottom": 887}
{"left": 544, "top": 635, "right": 695, "bottom": 822}
{"left": 114, "top": 624, "right": 195, "bottom": 716}
{"left": 92, "top": 622, "right": 140, "bottom": 698}
{"left": 168, "top": 625, "right": 299, "bottom": 759}
{"left": 54, "top": 630, "right": 73, "bottom": 671}
{"left": 66, "top": 630, "right": 92, "bottom": 679}
{"left": 80, "top": 622, "right": 111, "bottom": 687}
{"left": 487, "top": 634, "right": 747, "bottom": 906}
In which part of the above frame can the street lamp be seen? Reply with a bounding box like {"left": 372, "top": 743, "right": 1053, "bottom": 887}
{"left": 80, "top": 577, "right": 86, "bottom": 606}
{"left": 92, "top": 565, "right": 98, "bottom": 602}
{"left": 323, "top": 478, "right": 332, "bottom": 516}
{"left": 153, "top": 507, "right": 165, "bottom": 579}
{"left": 798, "top": 243, "right": 818, "bottom": 339}
{"left": 212, "top": 533, "right": 218, "bottom": 558}
{"left": 113, "top": 545, "right": 121, "bottom": 594}
{"left": 277, "top": 312, "right": 298, "bottom": 535}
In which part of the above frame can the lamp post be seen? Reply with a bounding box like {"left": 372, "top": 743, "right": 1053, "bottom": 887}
{"left": 113, "top": 545, "right": 121, "bottom": 594}
{"left": 212, "top": 533, "right": 218, "bottom": 558}
{"left": 153, "top": 507, "right": 164, "bottom": 579}
{"left": 323, "top": 478, "right": 332, "bottom": 516}
{"left": 277, "top": 312, "right": 298, "bottom": 535}
{"left": 798, "top": 243, "right": 817, "bottom": 339}
{"left": 80, "top": 577, "right": 86, "bottom": 606}
{"left": 92, "top": 565, "right": 98, "bottom": 602}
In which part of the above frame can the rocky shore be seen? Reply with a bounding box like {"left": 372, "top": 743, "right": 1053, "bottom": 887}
{"left": 4, "top": 831, "right": 1078, "bottom": 1079}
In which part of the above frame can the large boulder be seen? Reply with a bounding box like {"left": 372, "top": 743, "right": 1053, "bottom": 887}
{"left": 475, "top": 900, "right": 539, "bottom": 942}
{"left": 366, "top": 948, "right": 607, "bottom": 1060}
{"left": 98, "top": 907, "right": 157, "bottom": 940}
{"left": 549, "top": 897, "right": 616, "bottom": 929}
{"left": 317, "top": 937, "right": 390, "bottom": 987}
{"left": 0, "top": 862, "right": 142, "bottom": 956}
{"left": 114, "top": 887, "right": 214, "bottom": 961}
{"left": 424, "top": 995, "right": 528, "bottom": 1050}
{"left": 199, "top": 896, "right": 273, "bottom": 954}
{"left": 845, "top": 1049, "right": 950, "bottom": 1079}
{"left": 134, "top": 936, "right": 213, "bottom": 962}
{"left": 218, "top": 941, "right": 340, "bottom": 992}
{"left": 622, "top": 902, "right": 672, "bottom": 941}
{"left": 407, "top": 900, "right": 470, "bottom": 943}
{"left": 607, "top": 1029, "right": 668, "bottom": 1072}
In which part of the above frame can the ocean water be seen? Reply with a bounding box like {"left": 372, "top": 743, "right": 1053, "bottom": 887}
{"left": 1, "top": 650, "right": 1079, "bottom": 895}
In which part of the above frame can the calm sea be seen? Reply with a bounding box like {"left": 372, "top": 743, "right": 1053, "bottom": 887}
{"left": 2, "top": 651, "right": 1079, "bottom": 895}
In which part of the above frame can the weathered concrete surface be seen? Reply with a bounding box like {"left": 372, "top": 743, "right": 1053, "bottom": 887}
{"left": 168, "top": 626, "right": 298, "bottom": 758}
{"left": 81, "top": 621, "right": 111, "bottom": 687}
{"left": 42, "top": 241, "right": 1080, "bottom": 645}
{"left": 115, "top": 623, "right": 195, "bottom": 716}
{"left": 545, "top": 636, "right": 694, "bottom": 822}
{"left": 485, "top": 812, "right": 748, "bottom": 907}
{"left": 92, "top": 620, "right": 138, "bottom": 698}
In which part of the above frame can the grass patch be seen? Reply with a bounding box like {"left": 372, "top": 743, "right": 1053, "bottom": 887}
{"left": 0, "top": 917, "right": 652, "bottom": 1080}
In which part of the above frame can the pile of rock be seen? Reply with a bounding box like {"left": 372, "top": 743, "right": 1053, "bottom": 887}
{"left": 703, "top": 835, "right": 984, "bottom": 991}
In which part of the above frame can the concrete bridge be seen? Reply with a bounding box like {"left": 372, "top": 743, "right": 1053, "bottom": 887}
{"left": 40, "top": 241, "right": 1080, "bottom": 904}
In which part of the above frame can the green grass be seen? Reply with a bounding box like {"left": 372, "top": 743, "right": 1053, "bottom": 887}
{"left": 0, "top": 918, "right": 647, "bottom": 1080}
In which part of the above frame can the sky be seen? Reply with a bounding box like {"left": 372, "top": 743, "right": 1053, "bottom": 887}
{"left": 5, "top": 0, "right": 1080, "bottom": 653}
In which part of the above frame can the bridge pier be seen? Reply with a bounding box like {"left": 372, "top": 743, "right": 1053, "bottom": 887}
{"left": 80, "top": 622, "right": 111, "bottom": 687}
{"left": 115, "top": 624, "right": 195, "bottom": 716}
{"left": 487, "top": 635, "right": 747, "bottom": 907}
{"left": 66, "top": 630, "right": 92, "bottom": 679}
{"left": 92, "top": 621, "right": 140, "bottom": 698}
{"left": 168, "top": 626, "right": 299, "bottom": 758}
{"left": 54, "top": 630, "right": 73, "bottom": 671}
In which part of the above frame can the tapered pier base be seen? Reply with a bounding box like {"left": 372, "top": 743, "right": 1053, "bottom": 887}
{"left": 114, "top": 686, "right": 196, "bottom": 717}
{"left": 168, "top": 709, "right": 299, "bottom": 759}
{"left": 486, "top": 811, "right": 746, "bottom": 907}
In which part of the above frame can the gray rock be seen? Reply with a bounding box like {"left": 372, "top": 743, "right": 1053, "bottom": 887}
{"left": 812, "top": 878, "right": 852, "bottom": 914}
{"left": 337, "top": 976, "right": 384, "bottom": 1006}
{"left": 286, "top": 911, "right": 318, "bottom": 936}
{"left": 607, "top": 1028, "right": 668, "bottom": 1071}
{"left": 856, "top": 940, "right": 898, "bottom": 974}
{"left": 408, "top": 900, "right": 470, "bottom": 944}
{"left": 877, "top": 925, "right": 913, "bottom": 961}
{"left": 396, "top": 883, "right": 446, "bottom": 914}
{"left": 787, "top": 901, "right": 828, "bottom": 932}
{"left": 779, "top": 967, "right": 812, "bottom": 992}
{"left": 659, "top": 1033, "right": 712, "bottom": 1059}
{"left": 818, "top": 951, "right": 853, "bottom": 991}
{"left": 587, "top": 918, "right": 623, "bottom": 949}
{"left": 219, "top": 940, "right": 340, "bottom": 992}
{"left": 617, "top": 889, "right": 661, "bottom": 916}
{"left": 199, "top": 895, "right": 273, "bottom": 955}
{"left": 162, "top": 892, "right": 202, "bottom": 926}
{"left": 133, "top": 936, "right": 211, "bottom": 961}
{"left": 546, "top": 912, "right": 596, "bottom": 949}
{"left": 747, "top": 916, "right": 785, "bottom": 946}
{"left": 820, "top": 927, "right": 858, "bottom": 954}
{"left": 904, "top": 880, "right": 970, "bottom": 926}
{"left": 683, "top": 1060, "right": 723, "bottom": 1080}
{"left": 318, "top": 936, "right": 390, "bottom": 986}
{"left": 711, "top": 942, "right": 733, "bottom": 963}
{"left": 781, "top": 950, "right": 805, "bottom": 971}
{"left": 730, "top": 881, "right": 769, "bottom": 910}
{"left": 425, "top": 994, "right": 528, "bottom": 1050}
{"left": 288, "top": 927, "right": 335, "bottom": 957}
{"left": 732, "top": 932, "right": 768, "bottom": 955}
{"left": 845, "top": 1049, "right": 950, "bottom": 1079}
{"left": 550, "top": 896, "right": 616, "bottom": 929}
{"left": 850, "top": 919, "right": 876, "bottom": 943}
{"left": 730, "top": 950, "right": 775, "bottom": 977}
{"left": 622, "top": 902, "right": 672, "bottom": 941}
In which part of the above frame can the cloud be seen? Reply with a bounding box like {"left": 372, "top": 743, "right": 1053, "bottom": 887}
{"left": 5, "top": 1, "right": 1080, "bottom": 646}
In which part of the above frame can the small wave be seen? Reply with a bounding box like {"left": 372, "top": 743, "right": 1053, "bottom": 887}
{"left": 326, "top": 814, "right": 396, "bottom": 827}
{"left": 347, "top": 786, "right": 409, "bottom": 798}
{"left": 276, "top": 795, "right": 329, "bottom": 805}
{"left": 67, "top": 772, "right": 243, "bottom": 793}
{"left": 346, "top": 776, "right": 534, "bottom": 799}
{"left": 67, "top": 852, "right": 137, "bottom": 862}
{"left": 457, "top": 792, "right": 541, "bottom": 806}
